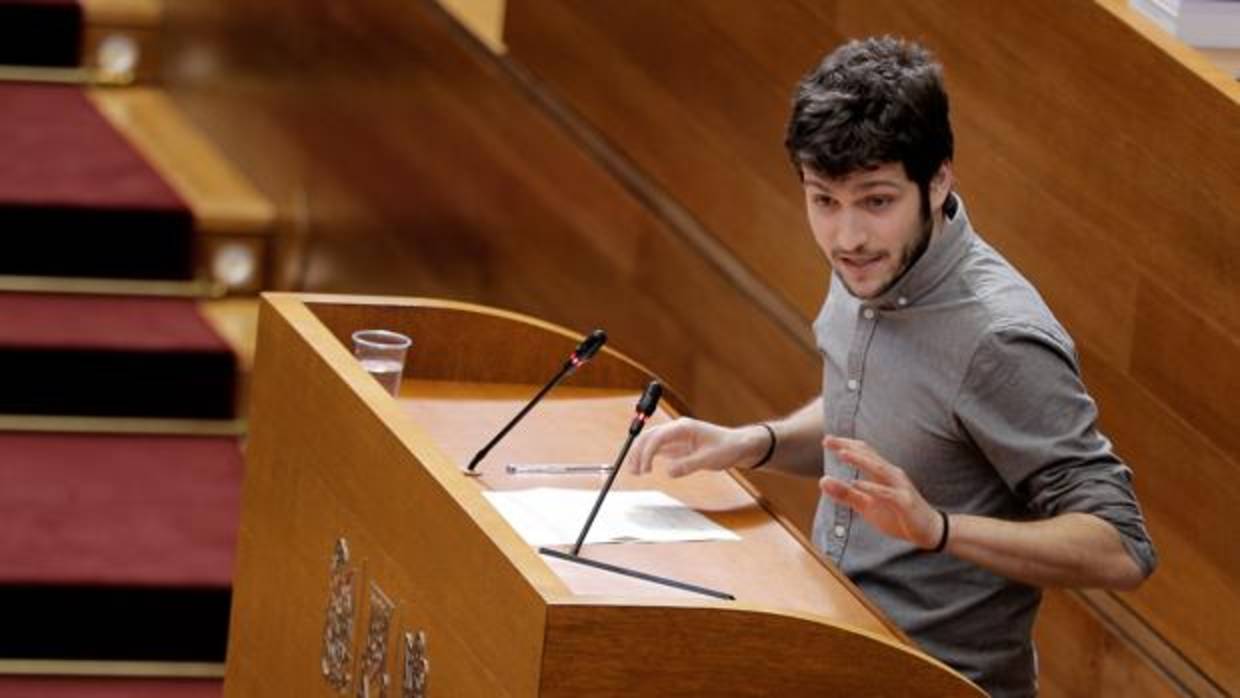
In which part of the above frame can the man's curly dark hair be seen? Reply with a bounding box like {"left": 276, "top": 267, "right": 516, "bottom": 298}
{"left": 785, "top": 36, "right": 954, "bottom": 214}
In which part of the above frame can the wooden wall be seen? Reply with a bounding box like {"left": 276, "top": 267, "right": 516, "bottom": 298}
{"left": 159, "top": 0, "right": 1238, "bottom": 695}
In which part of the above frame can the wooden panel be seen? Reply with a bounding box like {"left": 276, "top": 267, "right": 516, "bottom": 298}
{"left": 80, "top": 0, "right": 161, "bottom": 25}
{"left": 1081, "top": 347, "right": 1240, "bottom": 689}
{"left": 947, "top": 112, "right": 1141, "bottom": 368}
{"left": 1131, "top": 280, "right": 1240, "bottom": 462}
{"left": 1034, "top": 590, "right": 1182, "bottom": 698}
{"left": 505, "top": 0, "right": 833, "bottom": 320}
{"left": 1084, "top": 345, "right": 1240, "bottom": 585}
{"left": 541, "top": 603, "right": 979, "bottom": 697}
{"left": 832, "top": 0, "right": 1240, "bottom": 337}
{"left": 303, "top": 296, "right": 678, "bottom": 398}
{"left": 159, "top": 0, "right": 821, "bottom": 428}
{"left": 1123, "top": 525, "right": 1240, "bottom": 692}
{"left": 227, "top": 296, "right": 555, "bottom": 697}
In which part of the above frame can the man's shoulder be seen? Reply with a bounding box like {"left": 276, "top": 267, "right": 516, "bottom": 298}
{"left": 953, "top": 237, "right": 1073, "bottom": 352}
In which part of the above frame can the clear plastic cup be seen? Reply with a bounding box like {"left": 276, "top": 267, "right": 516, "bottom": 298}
{"left": 351, "top": 329, "right": 412, "bottom": 396}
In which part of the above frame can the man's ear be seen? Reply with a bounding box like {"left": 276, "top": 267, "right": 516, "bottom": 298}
{"left": 930, "top": 161, "right": 954, "bottom": 211}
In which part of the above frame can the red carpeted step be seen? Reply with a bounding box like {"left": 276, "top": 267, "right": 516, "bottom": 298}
{"left": 0, "top": 293, "right": 237, "bottom": 419}
{"left": 0, "top": 433, "right": 242, "bottom": 586}
{"left": 0, "top": 1, "right": 82, "bottom": 67}
{"left": 0, "top": 677, "right": 221, "bottom": 698}
{"left": 0, "top": 84, "right": 195, "bottom": 280}
{"left": 0, "top": 432, "right": 243, "bottom": 662}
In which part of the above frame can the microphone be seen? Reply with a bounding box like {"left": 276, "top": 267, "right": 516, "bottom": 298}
{"left": 466, "top": 329, "right": 607, "bottom": 473}
{"left": 536, "top": 382, "right": 732, "bottom": 599}
{"left": 570, "top": 381, "right": 662, "bottom": 556}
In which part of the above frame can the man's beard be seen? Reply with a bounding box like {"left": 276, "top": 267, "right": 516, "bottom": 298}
{"left": 839, "top": 212, "right": 934, "bottom": 300}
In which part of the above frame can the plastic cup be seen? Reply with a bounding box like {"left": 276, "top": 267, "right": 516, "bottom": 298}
{"left": 351, "top": 329, "right": 412, "bottom": 396}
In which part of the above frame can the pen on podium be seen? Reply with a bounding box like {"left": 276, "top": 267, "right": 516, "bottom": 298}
{"left": 506, "top": 464, "right": 614, "bottom": 475}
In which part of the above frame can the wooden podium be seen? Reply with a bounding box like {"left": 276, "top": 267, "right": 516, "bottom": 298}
{"left": 224, "top": 293, "right": 982, "bottom": 697}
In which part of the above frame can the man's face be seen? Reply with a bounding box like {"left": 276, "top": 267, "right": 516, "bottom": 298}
{"left": 801, "top": 162, "right": 945, "bottom": 300}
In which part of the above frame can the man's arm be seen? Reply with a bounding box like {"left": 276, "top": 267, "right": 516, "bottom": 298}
{"left": 947, "top": 512, "right": 1145, "bottom": 589}
{"left": 821, "top": 436, "right": 1147, "bottom": 589}
{"left": 626, "top": 397, "right": 825, "bottom": 477}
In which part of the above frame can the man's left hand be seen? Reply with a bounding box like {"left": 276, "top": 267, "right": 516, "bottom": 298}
{"left": 820, "top": 436, "right": 944, "bottom": 550}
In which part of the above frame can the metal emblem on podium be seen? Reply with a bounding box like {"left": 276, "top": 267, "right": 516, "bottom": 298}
{"left": 402, "top": 630, "right": 429, "bottom": 698}
{"left": 357, "top": 582, "right": 396, "bottom": 698}
{"left": 321, "top": 538, "right": 358, "bottom": 692}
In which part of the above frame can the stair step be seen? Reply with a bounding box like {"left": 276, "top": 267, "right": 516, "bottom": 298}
{"left": 0, "top": 431, "right": 243, "bottom": 662}
{"left": 0, "top": 432, "right": 242, "bottom": 587}
{"left": 0, "top": 1, "right": 83, "bottom": 68}
{"left": 0, "top": 274, "right": 223, "bottom": 299}
{"left": 88, "top": 88, "right": 277, "bottom": 241}
{"left": 89, "top": 88, "right": 278, "bottom": 294}
{"left": 0, "top": 0, "right": 162, "bottom": 85}
{"left": 0, "top": 676, "right": 221, "bottom": 698}
{"left": 0, "top": 585, "right": 232, "bottom": 662}
{"left": 0, "top": 415, "right": 245, "bottom": 437}
{"left": 0, "top": 84, "right": 195, "bottom": 281}
{"left": 0, "top": 293, "right": 237, "bottom": 419}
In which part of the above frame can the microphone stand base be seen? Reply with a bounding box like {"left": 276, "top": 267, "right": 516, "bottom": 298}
{"left": 538, "top": 547, "right": 734, "bottom": 601}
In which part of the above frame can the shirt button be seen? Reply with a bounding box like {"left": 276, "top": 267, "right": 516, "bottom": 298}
{"left": 863, "top": 308, "right": 876, "bottom": 320}
{"left": 897, "top": 296, "right": 908, "bottom": 307}
{"left": 846, "top": 378, "right": 859, "bottom": 391}
{"left": 833, "top": 525, "right": 846, "bottom": 538}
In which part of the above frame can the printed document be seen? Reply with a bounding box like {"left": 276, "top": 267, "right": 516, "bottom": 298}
{"left": 482, "top": 487, "right": 739, "bottom": 546}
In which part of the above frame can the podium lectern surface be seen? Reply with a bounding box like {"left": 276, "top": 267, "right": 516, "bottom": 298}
{"left": 225, "top": 293, "right": 982, "bottom": 697}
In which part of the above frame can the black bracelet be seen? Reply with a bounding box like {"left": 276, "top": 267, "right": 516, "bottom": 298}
{"left": 751, "top": 423, "right": 777, "bottom": 470}
{"left": 931, "top": 509, "right": 950, "bottom": 553}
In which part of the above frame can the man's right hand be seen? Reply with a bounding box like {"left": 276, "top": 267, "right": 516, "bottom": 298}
{"left": 624, "top": 418, "right": 770, "bottom": 477}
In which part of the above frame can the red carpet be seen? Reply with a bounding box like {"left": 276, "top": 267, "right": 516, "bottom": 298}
{"left": 0, "top": 84, "right": 195, "bottom": 280}
{"left": 0, "top": 1, "right": 82, "bottom": 67}
{"left": 0, "top": 293, "right": 237, "bottom": 418}
{"left": 0, "top": 433, "right": 243, "bottom": 586}
{"left": 0, "top": 677, "right": 221, "bottom": 698}
{"left": 0, "top": 293, "right": 232, "bottom": 353}
{"left": 0, "top": 432, "right": 242, "bottom": 661}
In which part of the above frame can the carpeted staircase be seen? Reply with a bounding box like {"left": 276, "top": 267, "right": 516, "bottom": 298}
{"left": 0, "top": 84, "right": 195, "bottom": 280}
{"left": 0, "top": 2, "right": 268, "bottom": 694}
{"left": 0, "top": 294, "right": 237, "bottom": 418}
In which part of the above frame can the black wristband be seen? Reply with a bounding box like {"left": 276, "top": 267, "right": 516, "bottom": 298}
{"left": 751, "top": 423, "right": 777, "bottom": 470}
{"left": 931, "top": 509, "right": 950, "bottom": 553}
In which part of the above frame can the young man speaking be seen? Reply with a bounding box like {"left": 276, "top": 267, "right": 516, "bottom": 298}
{"left": 626, "top": 37, "right": 1156, "bottom": 697}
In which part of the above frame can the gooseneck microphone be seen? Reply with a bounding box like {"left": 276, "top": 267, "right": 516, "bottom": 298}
{"left": 538, "top": 381, "right": 734, "bottom": 600}
{"left": 466, "top": 329, "right": 607, "bottom": 473}
{"left": 569, "top": 381, "right": 662, "bottom": 556}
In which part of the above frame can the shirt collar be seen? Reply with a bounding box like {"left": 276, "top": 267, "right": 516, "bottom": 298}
{"left": 862, "top": 192, "right": 973, "bottom": 310}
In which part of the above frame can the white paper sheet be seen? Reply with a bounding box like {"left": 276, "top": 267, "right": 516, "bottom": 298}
{"left": 482, "top": 487, "right": 740, "bottom": 546}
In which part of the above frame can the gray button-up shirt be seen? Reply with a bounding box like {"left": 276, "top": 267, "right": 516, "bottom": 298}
{"left": 811, "top": 194, "right": 1156, "bottom": 698}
